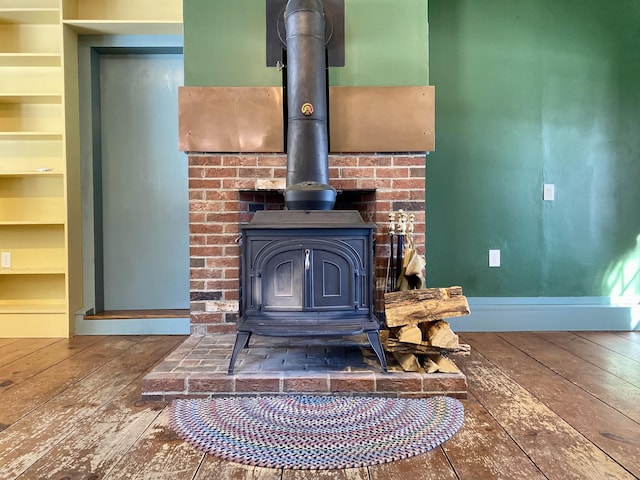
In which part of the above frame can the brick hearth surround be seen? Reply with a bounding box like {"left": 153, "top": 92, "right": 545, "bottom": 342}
{"left": 141, "top": 152, "right": 469, "bottom": 400}
{"left": 187, "top": 153, "right": 426, "bottom": 335}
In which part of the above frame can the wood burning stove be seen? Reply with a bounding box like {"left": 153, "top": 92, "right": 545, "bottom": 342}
{"left": 227, "top": 0, "right": 387, "bottom": 374}
{"left": 228, "top": 210, "right": 387, "bottom": 374}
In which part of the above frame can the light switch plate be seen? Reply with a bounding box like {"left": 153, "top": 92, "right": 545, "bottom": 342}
{"left": 1, "top": 252, "right": 11, "bottom": 268}
{"left": 489, "top": 249, "right": 500, "bottom": 267}
{"left": 543, "top": 183, "right": 555, "bottom": 201}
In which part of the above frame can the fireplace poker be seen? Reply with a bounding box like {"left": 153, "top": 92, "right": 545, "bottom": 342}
{"left": 396, "top": 210, "right": 407, "bottom": 290}
{"left": 386, "top": 212, "right": 396, "bottom": 292}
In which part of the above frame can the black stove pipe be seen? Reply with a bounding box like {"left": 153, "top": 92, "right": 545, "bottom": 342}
{"left": 283, "top": 0, "right": 336, "bottom": 210}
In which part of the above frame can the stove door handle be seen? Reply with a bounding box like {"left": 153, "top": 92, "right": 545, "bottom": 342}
{"left": 304, "top": 249, "right": 311, "bottom": 270}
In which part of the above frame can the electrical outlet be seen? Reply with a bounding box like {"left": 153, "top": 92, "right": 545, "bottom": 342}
{"left": 1, "top": 252, "right": 11, "bottom": 269}
{"left": 543, "top": 183, "right": 555, "bottom": 201}
{"left": 489, "top": 249, "right": 500, "bottom": 267}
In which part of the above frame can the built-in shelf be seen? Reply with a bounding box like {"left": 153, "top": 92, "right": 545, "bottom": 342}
{"left": 0, "top": 170, "right": 62, "bottom": 176}
{"left": 0, "top": 0, "right": 183, "bottom": 337}
{"left": 0, "top": 2, "right": 63, "bottom": 336}
{"left": 0, "top": 271, "right": 67, "bottom": 318}
{"left": 0, "top": 73, "right": 63, "bottom": 96}
{"left": 0, "top": 194, "right": 66, "bottom": 224}
{"left": 0, "top": 22, "right": 61, "bottom": 56}
{"left": 0, "top": 299, "right": 66, "bottom": 314}
{"left": 0, "top": 53, "right": 61, "bottom": 67}
{"left": 0, "top": 94, "right": 62, "bottom": 103}
{"left": 63, "top": 20, "right": 182, "bottom": 35}
{"left": 0, "top": 157, "right": 63, "bottom": 171}
{"left": 0, "top": 132, "right": 63, "bottom": 140}
{"left": 0, "top": 214, "right": 66, "bottom": 225}
{"left": 0, "top": 221, "right": 66, "bottom": 227}
{"left": 1, "top": 0, "right": 59, "bottom": 7}
{"left": 0, "top": 225, "right": 66, "bottom": 274}
{"left": 0, "top": 268, "right": 66, "bottom": 275}
{"left": 0, "top": 8, "right": 59, "bottom": 25}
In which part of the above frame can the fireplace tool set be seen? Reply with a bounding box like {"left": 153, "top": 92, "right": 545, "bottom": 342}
{"left": 386, "top": 210, "right": 426, "bottom": 293}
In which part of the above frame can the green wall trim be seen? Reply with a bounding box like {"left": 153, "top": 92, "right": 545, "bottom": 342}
{"left": 448, "top": 297, "right": 639, "bottom": 332}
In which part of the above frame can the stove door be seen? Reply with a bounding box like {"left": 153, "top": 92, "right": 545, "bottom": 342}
{"left": 262, "top": 249, "right": 305, "bottom": 311}
{"left": 310, "top": 247, "right": 354, "bottom": 310}
{"left": 257, "top": 244, "right": 359, "bottom": 313}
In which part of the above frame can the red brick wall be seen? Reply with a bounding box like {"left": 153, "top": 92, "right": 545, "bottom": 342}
{"left": 188, "top": 153, "right": 426, "bottom": 335}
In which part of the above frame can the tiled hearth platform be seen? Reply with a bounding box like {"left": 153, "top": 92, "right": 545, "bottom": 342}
{"left": 141, "top": 335, "right": 467, "bottom": 401}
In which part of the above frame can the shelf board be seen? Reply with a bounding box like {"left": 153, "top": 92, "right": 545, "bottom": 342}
{"left": 0, "top": 169, "right": 62, "bottom": 176}
{"left": 0, "top": 8, "right": 59, "bottom": 25}
{"left": 0, "top": 94, "right": 61, "bottom": 103}
{"left": 0, "top": 299, "right": 66, "bottom": 314}
{"left": 0, "top": 131, "right": 63, "bottom": 140}
{"left": 0, "top": 220, "right": 65, "bottom": 226}
{"left": 0, "top": 67, "right": 63, "bottom": 96}
{"left": 0, "top": 267, "right": 65, "bottom": 275}
{"left": 0, "top": 53, "right": 60, "bottom": 67}
{"left": 0, "top": 156, "right": 64, "bottom": 173}
{"left": 63, "top": 20, "right": 182, "bottom": 35}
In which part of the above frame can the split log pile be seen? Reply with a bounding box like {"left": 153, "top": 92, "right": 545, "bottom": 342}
{"left": 382, "top": 286, "right": 471, "bottom": 373}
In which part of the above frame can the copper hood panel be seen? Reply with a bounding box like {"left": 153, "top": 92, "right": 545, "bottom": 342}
{"left": 178, "top": 85, "right": 434, "bottom": 153}
{"left": 178, "top": 86, "right": 284, "bottom": 153}
{"left": 329, "top": 86, "right": 435, "bottom": 152}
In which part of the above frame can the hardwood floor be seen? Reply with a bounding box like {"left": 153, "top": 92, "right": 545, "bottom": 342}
{"left": 0, "top": 332, "right": 638, "bottom": 479}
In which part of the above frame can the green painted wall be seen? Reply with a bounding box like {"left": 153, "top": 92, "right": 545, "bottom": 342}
{"left": 183, "top": 0, "right": 429, "bottom": 86}
{"left": 428, "top": 0, "right": 640, "bottom": 298}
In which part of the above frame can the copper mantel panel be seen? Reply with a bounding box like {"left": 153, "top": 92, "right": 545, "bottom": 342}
{"left": 178, "top": 85, "right": 434, "bottom": 153}
{"left": 179, "top": 87, "right": 284, "bottom": 152}
{"left": 329, "top": 86, "right": 435, "bottom": 152}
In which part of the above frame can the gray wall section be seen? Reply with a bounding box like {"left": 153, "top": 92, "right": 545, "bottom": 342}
{"left": 427, "top": 0, "right": 640, "bottom": 303}
{"left": 99, "top": 53, "right": 189, "bottom": 310}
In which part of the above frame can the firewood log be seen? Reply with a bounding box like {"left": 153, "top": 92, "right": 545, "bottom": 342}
{"left": 424, "top": 357, "right": 439, "bottom": 373}
{"left": 392, "top": 352, "right": 422, "bottom": 372}
{"left": 384, "top": 338, "right": 471, "bottom": 356}
{"left": 396, "top": 324, "right": 423, "bottom": 344}
{"left": 384, "top": 286, "right": 470, "bottom": 327}
{"left": 425, "top": 320, "right": 459, "bottom": 348}
{"left": 428, "top": 354, "right": 459, "bottom": 373}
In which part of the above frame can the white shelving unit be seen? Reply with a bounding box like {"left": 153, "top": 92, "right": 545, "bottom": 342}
{"left": 0, "top": 0, "right": 182, "bottom": 337}
{"left": 0, "top": 0, "right": 69, "bottom": 336}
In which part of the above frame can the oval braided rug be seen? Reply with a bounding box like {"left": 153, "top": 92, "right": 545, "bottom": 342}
{"left": 169, "top": 395, "right": 464, "bottom": 470}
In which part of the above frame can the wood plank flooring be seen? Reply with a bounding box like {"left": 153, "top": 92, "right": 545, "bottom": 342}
{"left": 0, "top": 332, "right": 638, "bottom": 479}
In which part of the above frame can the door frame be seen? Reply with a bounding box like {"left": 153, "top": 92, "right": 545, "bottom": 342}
{"left": 75, "top": 35, "right": 189, "bottom": 335}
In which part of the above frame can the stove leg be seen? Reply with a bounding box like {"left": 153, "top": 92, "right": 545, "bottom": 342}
{"left": 366, "top": 331, "right": 388, "bottom": 373}
{"left": 228, "top": 331, "right": 252, "bottom": 375}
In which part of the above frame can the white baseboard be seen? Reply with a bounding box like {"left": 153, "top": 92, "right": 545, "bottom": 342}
{"left": 73, "top": 297, "right": 639, "bottom": 335}
{"left": 448, "top": 297, "right": 639, "bottom": 332}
